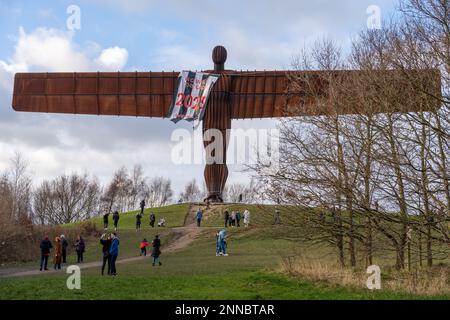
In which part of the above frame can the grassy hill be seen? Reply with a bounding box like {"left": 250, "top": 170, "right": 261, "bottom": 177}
{"left": 0, "top": 203, "right": 448, "bottom": 300}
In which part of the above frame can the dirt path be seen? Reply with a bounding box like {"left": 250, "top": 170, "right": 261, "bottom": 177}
{"left": 0, "top": 205, "right": 204, "bottom": 279}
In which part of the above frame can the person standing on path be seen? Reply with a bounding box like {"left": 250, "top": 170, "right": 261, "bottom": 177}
{"left": 100, "top": 233, "right": 112, "bottom": 276}
{"left": 103, "top": 212, "right": 110, "bottom": 230}
{"left": 60, "top": 234, "right": 69, "bottom": 263}
{"left": 113, "top": 210, "right": 120, "bottom": 231}
{"left": 140, "top": 199, "right": 145, "bottom": 215}
{"left": 74, "top": 235, "right": 85, "bottom": 263}
{"left": 151, "top": 235, "right": 162, "bottom": 266}
{"left": 109, "top": 233, "right": 120, "bottom": 276}
{"left": 149, "top": 212, "right": 156, "bottom": 227}
{"left": 196, "top": 208, "right": 203, "bottom": 227}
{"left": 136, "top": 212, "right": 142, "bottom": 231}
{"left": 224, "top": 210, "right": 230, "bottom": 228}
{"left": 39, "top": 236, "right": 53, "bottom": 271}
{"left": 53, "top": 237, "right": 62, "bottom": 270}
{"left": 243, "top": 209, "right": 251, "bottom": 228}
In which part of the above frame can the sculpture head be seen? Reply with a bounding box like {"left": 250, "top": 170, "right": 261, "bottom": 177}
{"left": 212, "top": 45, "right": 227, "bottom": 71}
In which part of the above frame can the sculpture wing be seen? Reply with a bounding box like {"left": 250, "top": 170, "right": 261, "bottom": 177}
{"left": 12, "top": 72, "right": 179, "bottom": 117}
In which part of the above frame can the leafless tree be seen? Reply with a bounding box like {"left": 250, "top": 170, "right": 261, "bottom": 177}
{"left": 33, "top": 173, "right": 100, "bottom": 224}
{"left": 251, "top": 0, "right": 449, "bottom": 270}
{"left": 180, "top": 179, "right": 202, "bottom": 202}
{"left": 145, "top": 176, "right": 174, "bottom": 208}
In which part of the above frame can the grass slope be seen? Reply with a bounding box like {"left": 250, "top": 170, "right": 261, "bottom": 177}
{"left": 0, "top": 203, "right": 448, "bottom": 300}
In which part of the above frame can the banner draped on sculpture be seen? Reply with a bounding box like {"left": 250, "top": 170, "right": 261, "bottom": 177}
{"left": 168, "top": 71, "right": 219, "bottom": 128}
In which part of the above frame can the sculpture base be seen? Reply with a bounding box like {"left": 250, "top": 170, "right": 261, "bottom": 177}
{"left": 204, "top": 194, "right": 224, "bottom": 203}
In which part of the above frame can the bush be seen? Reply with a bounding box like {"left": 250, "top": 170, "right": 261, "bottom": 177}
{"left": 0, "top": 216, "right": 100, "bottom": 263}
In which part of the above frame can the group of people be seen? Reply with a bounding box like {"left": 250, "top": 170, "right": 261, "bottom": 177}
{"left": 136, "top": 212, "right": 166, "bottom": 230}
{"left": 39, "top": 203, "right": 261, "bottom": 272}
{"left": 224, "top": 208, "right": 250, "bottom": 228}
{"left": 99, "top": 232, "right": 120, "bottom": 276}
{"left": 39, "top": 235, "right": 85, "bottom": 271}
{"left": 102, "top": 204, "right": 166, "bottom": 233}
{"left": 138, "top": 236, "right": 162, "bottom": 265}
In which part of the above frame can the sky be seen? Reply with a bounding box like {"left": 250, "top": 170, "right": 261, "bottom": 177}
{"left": 0, "top": 0, "right": 398, "bottom": 197}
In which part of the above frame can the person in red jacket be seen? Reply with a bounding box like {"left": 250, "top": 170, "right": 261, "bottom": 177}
{"left": 140, "top": 238, "right": 149, "bottom": 256}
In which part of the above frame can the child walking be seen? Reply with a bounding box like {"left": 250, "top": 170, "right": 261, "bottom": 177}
{"left": 140, "top": 238, "right": 149, "bottom": 256}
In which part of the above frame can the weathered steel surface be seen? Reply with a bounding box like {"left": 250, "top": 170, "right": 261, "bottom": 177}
{"left": 12, "top": 72, "right": 178, "bottom": 117}
{"left": 203, "top": 74, "right": 231, "bottom": 202}
{"left": 12, "top": 69, "right": 440, "bottom": 119}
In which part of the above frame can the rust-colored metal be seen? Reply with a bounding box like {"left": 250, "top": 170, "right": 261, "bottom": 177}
{"left": 11, "top": 46, "right": 442, "bottom": 202}
{"left": 12, "top": 72, "right": 178, "bottom": 117}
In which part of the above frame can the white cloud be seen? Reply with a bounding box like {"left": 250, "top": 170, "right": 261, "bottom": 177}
{"left": 96, "top": 46, "right": 129, "bottom": 70}
{"left": 12, "top": 27, "right": 91, "bottom": 72}
{"left": 0, "top": 27, "right": 129, "bottom": 77}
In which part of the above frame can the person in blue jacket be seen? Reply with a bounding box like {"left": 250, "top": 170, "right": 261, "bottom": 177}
{"left": 216, "top": 229, "right": 228, "bottom": 256}
{"left": 109, "top": 233, "right": 120, "bottom": 276}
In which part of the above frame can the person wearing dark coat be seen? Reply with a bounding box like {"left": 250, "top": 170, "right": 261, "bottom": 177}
{"left": 74, "top": 236, "right": 85, "bottom": 263}
{"left": 113, "top": 210, "right": 120, "bottom": 231}
{"left": 60, "top": 234, "right": 69, "bottom": 263}
{"left": 151, "top": 235, "right": 162, "bottom": 266}
{"left": 236, "top": 211, "right": 241, "bottom": 227}
{"left": 136, "top": 213, "right": 142, "bottom": 231}
{"left": 100, "top": 233, "right": 112, "bottom": 276}
{"left": 140, "top": 200, "right": 145, "bottom": 215}
{"left": 224, "top": 210, "right": 230, "bottom": 228}
{"left": 196, "top": 208, "right": 203, "bottom": 227}
{"left": 39, "top": 236, "right": 53, "bottom": 271}
{"left": 103, "top": 213, "right": 110, "bottom": 229}
{"left": 149, "top": 213, "right": 156, "bottom": 227}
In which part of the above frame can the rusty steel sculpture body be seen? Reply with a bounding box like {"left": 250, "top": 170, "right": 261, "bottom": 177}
{"left": 12, "top": 46, "right": 441, "bottom": 202}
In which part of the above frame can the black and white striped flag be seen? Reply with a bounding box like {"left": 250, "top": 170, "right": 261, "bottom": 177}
{"left": 168, "top": 71, "right": 219, "bottom": 128}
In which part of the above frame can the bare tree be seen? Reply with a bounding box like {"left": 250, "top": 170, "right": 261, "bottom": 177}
{"left": 33, "top": 173, "right": 100, "bottom": 224}
{"left": 102, "top": 166, "right": 132, "bottom": 213}
{"left": 9, "top": 153, "right": 32, "bottom": 221}
{"left": 223, "top": 179, "right": 259, "bottom": 203}
{"left": 128, "top": 164, "right": 146, "bottom": 209}
{"left": 180, "top": 179, "right": 202, "bottom": 202}
{"left": 146, "top": 177, "right": 174, "bottom": 208}
{"left": 251, "top": 0, "right": 449, "bottom": 271}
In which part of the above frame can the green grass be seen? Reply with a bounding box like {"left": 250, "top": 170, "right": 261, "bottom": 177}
{"left": 84, "top": 203, "right": 190, "bottom": 230}
{"left": 1, "top": 226, "right": 445, "bottom": 300}
{"left": 2, "top": 269, "right": 438, "bottom": 300}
